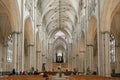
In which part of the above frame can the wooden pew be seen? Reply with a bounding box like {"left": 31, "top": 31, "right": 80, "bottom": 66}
{"left": 0, "top": 75, "right": 52, "bottom": 80}
{"left": 1, "top": 75, "right": 119, "bottom": 80}
{"left": 69, "top": 75, "right": 120, "bottom": 80}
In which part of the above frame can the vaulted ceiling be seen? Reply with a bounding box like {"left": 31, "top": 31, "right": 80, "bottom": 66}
{"left": 37, "top": 0, "right": 82, "bottom": 38}
{"left": 0, "top": 1, "right": 11, "bottom": 41}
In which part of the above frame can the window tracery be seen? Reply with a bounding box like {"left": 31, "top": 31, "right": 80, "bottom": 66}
{"left": 7, "top": 35, "right": 13, "bottom": 62}
{"left": 110, "top": 34, "right": 115, "bottom": 63}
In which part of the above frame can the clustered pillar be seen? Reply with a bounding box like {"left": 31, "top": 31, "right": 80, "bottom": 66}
{"left": 12, "top": 32, "right": 23, "bottom": 72}
{"left": 28, "top": 44, "right": 34, "bottom": 70}
{"left": 3, "top": 43, "right": 7, "bottom": 72}
{"left": 79, "top": 51, "right": 85, "bottom": 72}
{"left": 12, "top": 32, "right": 18, "bottom": 71}
{"left": 87, "top": 44, "right": 93, "bottom": 72}
{"left": 104, "top": 32, "right": 111, "bottom": 77}
{"left": 99, "top": 32, "right": 111, "bottom": 77}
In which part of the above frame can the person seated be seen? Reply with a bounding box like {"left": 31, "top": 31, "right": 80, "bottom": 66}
{"left": 43, "top": 72, "right": 49, "bottom": 80}
{"left": 22, "top": 71, "right": 26, "bottom": 75}
{"left": 66, "top": 69, "right": 68, "bottom": 72}
{"left": 72, "top": 68, "right": 77, "bottom": 75}
{"left": 19, "top": 71, "right": 22, "bottom": 75}
{"left": 73, "top": 71, "right": 77, "bottom": 75}
{"left": 34, "top": 69, "right": 39, "bottom": 75}
{"left": 92, "top": 71, "right": 97, "bottom": 75}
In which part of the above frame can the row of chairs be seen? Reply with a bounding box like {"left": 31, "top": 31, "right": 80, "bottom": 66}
{"left": 0, "top": 75, "right": 52, "bottom": 80}
{"left": 0, "top": 75, "right": 120, "bottom": 80}
{"left": 69, "top": 75, "right": 120, "bottom": 80}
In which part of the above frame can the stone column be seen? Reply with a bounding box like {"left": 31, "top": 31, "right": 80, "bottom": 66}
{"left": 86, "top": 45, "right": 90, "bottom": 74}
{"left": 115, "top": 45, "right": 120, "bottom": 73}
{"left": 41, "top": 54, "right": 45, "bottom": 71}
{"left": 24, "top": 52, "right": 28, "bottom": 71}
{"left": 48, "top": 43, "right": 53, "bottom": 71}
{"left": 68, "top": 43, "right": 72, "bottom": 71}
{"left": 39, "top": 52, "right": 42, "bottom": 72}
{"left": 72, "top": 57, "right": 76, "bottom": 70}
{"left": 97, "top": 32, "right": 105, "bottom": 76}
{"left": 17, "top": 32, "right": 23, "bottom": 72}
{"left": 3, "top": 43, "right": 8, "bottom": 71}
{"left": 12, "top": 32, "right": 18, "bottom": 70}
{"left": 32, "top": 0, "right": 37, "bottom": 71}
{"left": 12, "top": 32, "right": 22, "bottom": 72}
{"left": 72, "top": 43, "right": 76, "bottom": 70}
{"left": 76, "top": 54, "right": 79, "bottom": 71}
{"left": 87, "top": 44, "right": 94, "bottom": 72}
{"left": 70, "top": 57, "right": 72, "bottom": 71}
{"left": 0, "top": 52, "right": 2, "bottom": 72}
{"left": 27, "top": 44, "right": 34, "bottom": 70}
{"left": 36, "top": 51, "right": 38, "bottom": 70}
{"left": 20, "top": 0, "right": 25, "bottom": 72}
{"left": 79, "top": 51, "right": 85, "bottom": 72}
{"left": 97, "top": 30, "right": 112, "bottom": 77}
{"left": 103, "top": 32, "right": 111, "bottom": 77}
{"left": 36, "top": 51, "right": 41, "bottom": 71}
{"left": 45, "top": 39, "right": 49, "bottom": 71}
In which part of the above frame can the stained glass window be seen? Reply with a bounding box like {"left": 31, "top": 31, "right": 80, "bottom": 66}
{"left": 7, "top": 35, "right": 13, "bottom": 62}
{"left": 110, "top": 34, "right": 115, "bottom": 63}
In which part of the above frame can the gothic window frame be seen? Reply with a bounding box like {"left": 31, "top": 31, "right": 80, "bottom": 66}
{"left": 7, "top": 34, "right": 13, "bottom": 62}
{"left": 56, "top": 52, "right": 64, "bottom": 63}
{"left": 110, "top": 34, "right": 115, "bottom": 63}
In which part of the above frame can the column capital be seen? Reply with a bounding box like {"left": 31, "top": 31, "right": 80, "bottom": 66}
{"left": 36, "top": 51, "right": 41, "bottom": 53}
{"left": 27, "top": 44, "right": 34, "bottom": 47}
{"left": 79, "top": 51, "right": 86, "bottom": 53}
{"left": 76, "top": 54, "right": 79, "bottom": 56}
{"left": 101, "top": 31, "right": 110, "bottom": 34}
{"left": 42, "top": 54, "right": 45, "bottom": 57}
{"left": 72, "top": 57, "right": 75, "bottom": 59}
{"left": 86, "top": 44, "right": 93, "bottom": 46}
{"left": 36, "top": 24, "right": 41, "bottom": 28}
{"left": 12, "top": 31, "right": 22, "bottom": 35}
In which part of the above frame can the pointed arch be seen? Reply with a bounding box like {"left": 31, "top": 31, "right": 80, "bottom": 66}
{"left": 24, "top": 17, "right": 34, "bottom": 44}
{"left": 88, "top": 16, "right": 97, "bottom": 44}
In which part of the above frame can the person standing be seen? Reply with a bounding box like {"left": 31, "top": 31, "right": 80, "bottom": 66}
{"left": 12, "top": 68, "right": 16, "bottom": 75}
